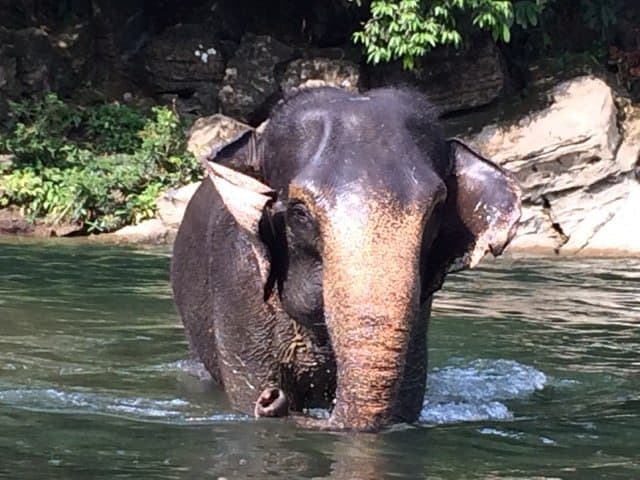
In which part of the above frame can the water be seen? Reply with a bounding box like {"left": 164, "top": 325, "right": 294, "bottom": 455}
{"left": 0, "top": 239, "right": 639, "bottom": 479}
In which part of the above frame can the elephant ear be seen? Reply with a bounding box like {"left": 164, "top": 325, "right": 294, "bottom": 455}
{"left": 207, "top": 128, "right": 263, "bottom": 177}
{"left": 203, "top": 133, "right": 280, "bottom": 298}
{"left": 203, "top": 131, "right": 275, "bottom": 235}
{"left": 423, "top": 139, "right": 521, "bottom": 295}
{"left": 203, "top": 161, "right": 274, "bottom": 233}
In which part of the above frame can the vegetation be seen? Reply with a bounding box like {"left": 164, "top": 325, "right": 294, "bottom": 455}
{"left": 0, "top": 1, "right": 629, "bottom": 236}
{"left": 352, "top": 0, "right": 622, "bottom": 69}
{"left": 0, "top": 94, "right": 199, "bottom": 233}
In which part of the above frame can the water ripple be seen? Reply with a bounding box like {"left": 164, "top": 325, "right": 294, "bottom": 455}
{"left": 420, "top": 359, "right": 547, "bottom": 425}
{"left": 0, "top": 387, "right": 246, "bottom": 424}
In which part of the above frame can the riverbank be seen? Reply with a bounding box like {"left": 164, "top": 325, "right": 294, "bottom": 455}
{"left": 2, "top": 3, "right": 640, "bottom": 257}
{"left": 3, "top": 73, "right": 640, "bottom": 257}
{"left": 79, "top": 74, "right": 640, "bottom": 258}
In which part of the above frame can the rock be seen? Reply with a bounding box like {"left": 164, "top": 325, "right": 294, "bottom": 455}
{"left": 50, "top": 21, "right": 94, "bottom": 81}
{"left": 281, "top": 57, "right": 361, "bottom": 94}
{"left": 41, "top": 221, "right": 84, "bottom": 238}
{"left": 109, "top": 218, "right": 169, "bottom": 244}
{"left": 13, "top": 28, "right": 75, "bottom": 95}
{"left": 0, "top": 206, "right": 83, "bottom": 237}
{"left": 0, "top": 9, "right": 92, "bottom": 106}
{"left": 0, "top": 0, "right": 29, "bottom": 28}
{"left": 470, "top": 75, "right": 640, "bottom": 255}
{"left": 616, "top": 103, "right": 640, "bottom": 173}
{"left": 585, "top": 180, "right": 640, "bottom": 255}
{"left": 0, "top": 53, "right": 18, "bottom": 121}
{"left": 218, "top": 34, "right": 294, "bottom": 124}
{"left": 471, "top": 76, "right": 622, "bottom": 203}
{"left": 158, "top": 88, "right": 220, "bottom": 120}
{"left": 0, "top": 27, "right": 77, "bottom": 97}
{"left": 368, "top": 39, "right": 505, "bottom": 114}
{"left": 90, "top": 0, "right": 148, "bottom": 67}
{"left": 546, "top": 178, "right": 629, "bottom": 254}
{"left": 0, "top": 41, "right": 18, "bottom": 97}
{"left": 507, "top": 205, "right": 565, "bottom": 254}
{"left": 144, "top": 23, "right": 225, "bottom": 112}
{"left": 0, "top": 207, "right": 32, "bottom": 235}
{"left": 156, "top": 182, "right": 201, "bottom": 229}
{"left": 186, "top": 114, "right": 252, "bottom": 161}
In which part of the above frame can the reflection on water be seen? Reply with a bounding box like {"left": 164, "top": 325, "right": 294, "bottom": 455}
{"left": 0, "top": 240, "right": 639, "bottom": 479}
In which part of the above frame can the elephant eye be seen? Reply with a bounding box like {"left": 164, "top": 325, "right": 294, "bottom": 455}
{"left": 288, "top": 202, "right": 311, "bottom": 222}
{"left": 285, "top": 201, "right": 321, "bottom": 250}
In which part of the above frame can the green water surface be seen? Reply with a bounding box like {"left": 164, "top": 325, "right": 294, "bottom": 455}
{"left": 0, "top": 240, "right": 638, "bottom": 479}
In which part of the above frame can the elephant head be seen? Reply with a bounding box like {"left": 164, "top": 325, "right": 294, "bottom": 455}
{"left": 205, "top": 87, "right": 521, "bottom": 431}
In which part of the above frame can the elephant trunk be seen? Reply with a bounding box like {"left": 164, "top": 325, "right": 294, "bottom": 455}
{"left": 321, "top": 208, "right": 423, "bottom": 431}
{"left": 326, "top": 307, "right": 417, "bottom": 431}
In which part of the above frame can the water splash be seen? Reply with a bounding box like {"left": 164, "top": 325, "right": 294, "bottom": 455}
{"left": 0, "top": 387, "right": 246, "bottom": 424}
{"left": 420, "top": 359, "right": 547, "bottom": 425}
{"left": 0, "top": 359, "right": 547, "bottom": 427}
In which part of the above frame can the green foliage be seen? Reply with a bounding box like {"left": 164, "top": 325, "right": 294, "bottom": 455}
{"left": 353, "top": 0, "right": 549, "bottom": 69}
{"left": 84, "top": 103, "right": 146, "bottom": 153}
{"left": 579, "top": 0, "right": 620, "bottom": 42}
{"left": 1, "top": 94, "right": 83, "bottom": 166}
{"left": 351, "top": 0, "right": 622, "bottom": 69}
{"left": 0, "top": 95, "right": 199, "bottom": 233}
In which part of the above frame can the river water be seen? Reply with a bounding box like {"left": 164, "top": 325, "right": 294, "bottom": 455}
{"left": 0, "top": 239, "right": 638, "bottom": 479}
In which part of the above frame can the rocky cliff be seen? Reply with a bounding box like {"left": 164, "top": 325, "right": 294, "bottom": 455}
{"left": 0, "top": 1, "right": 512, "bottom": 124}
{"left": 1, "top": 2, "right": 640, "bottom": 255}
{"left": 467, "top": 76, "right": 640, "bottom": 256}
{"left": 139, "top": 75, "right": 640, "bottom": 256}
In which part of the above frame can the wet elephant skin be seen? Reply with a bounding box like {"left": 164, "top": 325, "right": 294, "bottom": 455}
{"left": 171, "top": 87, "right": 521, "bottom": 431}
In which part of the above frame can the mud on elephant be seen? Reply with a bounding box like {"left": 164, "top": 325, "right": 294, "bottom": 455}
{"left": 171, "top": 87, "right": 521, "bottom": 432}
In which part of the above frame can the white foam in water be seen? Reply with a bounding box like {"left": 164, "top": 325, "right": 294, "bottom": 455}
{"left": 0, "top": 387, "right": 245, "bottom": 424}
{"left": 138, "top": 359, "right": 213, "bottom": 380}
{"left": 420, "top": 359, "right": 547, "bottom": 425}
{"left": 0, "top": 359, "right": 546, "bottom": 427}
{"left": 421, "top": 401, "right": 512, "bottom": 424}
{"left": 172, "top": 359, "right": 213, "bottom": 380}
{"left": 477, "top": 427, "right": 524, "bottom": 439}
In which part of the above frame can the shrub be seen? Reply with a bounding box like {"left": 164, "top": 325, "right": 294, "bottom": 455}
{"left": 351, "top": 0, "right": 620, "bottom": 70}
{"left": 0, "top": 95, "right": 199, "bottom": 233}
{"left": 352, "top": 0, "right": 549, "bottom": 69}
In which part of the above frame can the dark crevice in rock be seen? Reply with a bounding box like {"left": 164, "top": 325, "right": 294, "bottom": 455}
{"left": 541, "top": 196, "right": 569, "bottom": 254}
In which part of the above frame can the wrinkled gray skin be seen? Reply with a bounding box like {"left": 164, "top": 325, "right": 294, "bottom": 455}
{"left": 171, "top": 87, "right": 521, "bottom": 432}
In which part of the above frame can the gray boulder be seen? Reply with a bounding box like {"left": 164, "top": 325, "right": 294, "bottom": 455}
{"left": 156, "top": 183, "right": 201, "bottom": 230}
{"left": 586, "top": 180, "right": 640, "bottom": 255}
{"left": 507, "top": 205, "right": 566, "bottom": 253}
{"left": 218, "top": 34, "right": 294, "bottom": 123}
{"left": 281, "top": 57, "right": 361, "bottom": 94}
{"left": 470, "top": 75, "right": 640, "bottom": 255}
{"left": 186, "top": 113, "right": 253, "bottom": 162}
{"left": 144, "top": 23, "right": 225, "bottom": 112}
{"left": 107, "top": 219, "right": 169, "bottom": 244}
{"left": 0, "top": 27, "right": 76, "bottom": 97}
{"left": 369, "top": 39, "right": 505, "bottom": 114}
{"left": 472, "top": 76, "right": 622, "bottom": 203}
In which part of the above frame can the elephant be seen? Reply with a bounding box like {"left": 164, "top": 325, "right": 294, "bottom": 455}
{"left": 171, "top": 87, "right": 521, "bottom": 432}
